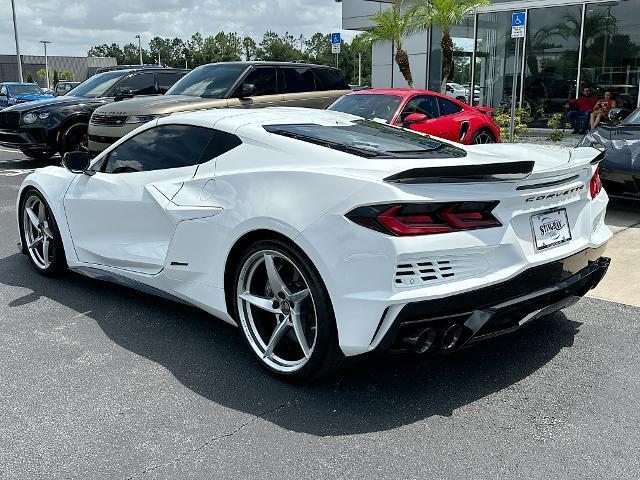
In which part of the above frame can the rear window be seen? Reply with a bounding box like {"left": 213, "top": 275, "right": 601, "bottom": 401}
{"left": 264, "top": 120, "right": 466, "bottom": 159}
{"left": 328, "top": 94, "right": 402, "bottom": 122}
{"left": 313, "top": 68, "right": 349, "bottom": 90}
{"left": 282, "top": 67, "right": 316, "bottom": 93}
{"left": 438, "top": 97, "right": 463, "bottom": 116}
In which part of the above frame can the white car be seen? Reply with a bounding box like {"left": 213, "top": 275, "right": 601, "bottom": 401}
{"left": 17, "top": 107, "right": 612, "bottom": 380}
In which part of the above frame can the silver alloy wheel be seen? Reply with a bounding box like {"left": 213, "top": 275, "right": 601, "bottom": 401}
{"left": 473, "top": 131, "right": 495, "bottom": 144}
{"left": 22, "top": 195, "right": 54, "bottom": 270}
{"left": 237, "top": 250, "right": 318, "bottom": 373}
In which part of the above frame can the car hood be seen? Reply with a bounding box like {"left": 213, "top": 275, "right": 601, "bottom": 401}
{"left": 3, "top": 95, "right": 106, "bottom": 112}
{"left": 95, "top": 94, "right": 228, "bottom": 116}
{"left": 14, "top": 93, "right": 55, "bottom": 102}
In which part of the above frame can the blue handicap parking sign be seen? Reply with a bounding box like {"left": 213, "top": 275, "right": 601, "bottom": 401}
{"left": 331, "top": 32, "right": 341, "bottom": 44}
{"left": 512, "top": 12, "right": 526, "bottom": 27}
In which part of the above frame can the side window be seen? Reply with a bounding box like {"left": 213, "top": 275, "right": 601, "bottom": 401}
{"left": 114, "top": 72, "right": 156, "bottom": 96}
{"left": 0, "top": 85, "right": 6, "bottom": 96}
{"left": 401, "top": 95, "right": 439, "bottom": 120}
{"left": 103, "top": 125, "right": 210, "bottom": 174}
{"left": 282, "top": 67, "right": 316, "bottom": 93}
{"left": 157, "top": 72, "right": 186, "bottom": 94}
{"left": 236, "top": 67, "right": 277, "bottom": 96}
{"left": 313, "top": 68, "right": 349, "bottom": 90}
{"left": 200, "top": 130, "right": 243, "bottom": 162}
{"left": 438, "top": 97, "right": 464, "bottom": 116}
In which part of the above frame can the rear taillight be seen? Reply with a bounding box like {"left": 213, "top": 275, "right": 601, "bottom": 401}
{"left": 346, "top": 202, "right": 501, "bottom": 236}
{"left": 590, "top": 167, "right": 603, "bottom": 199}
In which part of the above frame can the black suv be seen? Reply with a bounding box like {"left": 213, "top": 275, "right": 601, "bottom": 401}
{"left": 0, "top": 67, "right": 188, "bottom": 161}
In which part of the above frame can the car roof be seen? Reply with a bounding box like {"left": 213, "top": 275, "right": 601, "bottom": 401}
{"left": 1, "top": 82, "right": 40, "bottom": 86}
{"left": 195, "top": 61, "right": 342, "bottom": 71}
{"left": 162, "top": 107, "right": 360, "bottom": 133}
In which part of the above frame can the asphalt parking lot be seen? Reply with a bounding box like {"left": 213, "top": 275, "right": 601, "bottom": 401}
{"left": 1, "top": 148, "right": 639, "bottom": 479}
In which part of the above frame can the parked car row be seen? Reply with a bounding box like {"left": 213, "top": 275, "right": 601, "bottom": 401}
{"left": 0, "top": 67, "right": 188, "bottom": 159}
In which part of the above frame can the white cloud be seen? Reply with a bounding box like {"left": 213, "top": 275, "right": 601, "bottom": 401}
{"left": 2, "top": 0, "right": 355, "bottom": 58}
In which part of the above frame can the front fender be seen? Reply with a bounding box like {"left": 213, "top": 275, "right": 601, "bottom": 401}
{"left": 17, "top": 166, "right": 78, "bottom": 263}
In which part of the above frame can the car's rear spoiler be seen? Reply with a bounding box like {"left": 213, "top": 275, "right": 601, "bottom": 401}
{"left": 383, "top": 161, "right": 534, "bottom": 184}
{"left": 474, "top": 106, "right": 494, "bottom": 115}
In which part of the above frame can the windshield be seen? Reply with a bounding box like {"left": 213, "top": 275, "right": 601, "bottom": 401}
{"left": 328, "top": 94, "right": 403, "bottom": 122}
{"left": 67, "top": 71, "right": 129, "bottom": 98}
{"left": 8, "top": 84, "right": 45, "bottom": 95}
{"left": 166, "top": 64, "right": 247, "bottom": 98}
{"left": 264, "top": 120, "right": 466, "bottom": 159}
{"left": 622, "top": 108, "right": 640, "bottom": 126}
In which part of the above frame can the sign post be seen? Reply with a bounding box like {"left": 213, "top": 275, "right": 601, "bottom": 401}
{"left": 331, "top": 32, "right": 341, "bottom": 69}
{"left": 509, "top": 11, "right": 526, "bottom": 143}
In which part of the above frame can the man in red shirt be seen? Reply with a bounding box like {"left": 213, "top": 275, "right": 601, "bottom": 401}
{"left": 565, "top": 87, "right": 598, "bottom": 134}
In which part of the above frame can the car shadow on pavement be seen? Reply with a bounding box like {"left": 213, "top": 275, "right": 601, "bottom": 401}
{"left": 0, "top": 252, "right": 581, "bottom": 437}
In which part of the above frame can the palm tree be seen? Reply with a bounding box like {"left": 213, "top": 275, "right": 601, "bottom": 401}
{"left": 413, "top": 0, "right": 490, "bottom": 93}
{"left": 363, "top": 0, "right": 419, "bottom": 88}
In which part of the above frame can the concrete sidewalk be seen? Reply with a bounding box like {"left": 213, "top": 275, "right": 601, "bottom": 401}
{"left": 589, "top": 199, "right": 640, "bottom": 307}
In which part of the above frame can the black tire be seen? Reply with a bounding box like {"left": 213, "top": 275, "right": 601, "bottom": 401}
{"left": 18, "top": 189, "right": 67, "bottom": 276}
{"left": 20, "top": 149, "right": 55, "bottom": 161}
{"left": 471, "top": 128, "right": 496, "bottom": 144}
{"left": 59, "top": 122, "right": 88, "bottom": 156}
{"left": 232, "top": 238, "right": 344, "bottom": 381}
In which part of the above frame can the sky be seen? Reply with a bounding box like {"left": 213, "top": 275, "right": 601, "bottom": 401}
{"left": 2, "top": 0, "right": 354, "bottom": 57}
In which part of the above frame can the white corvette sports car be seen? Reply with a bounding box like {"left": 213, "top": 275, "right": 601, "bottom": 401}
{"left": 17, "top": 107, "right": 611, "bottom": 380}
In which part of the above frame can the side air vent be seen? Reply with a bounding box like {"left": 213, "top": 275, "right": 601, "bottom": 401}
{"left": 394, "top": 254, "right": 488, "bottom": 288}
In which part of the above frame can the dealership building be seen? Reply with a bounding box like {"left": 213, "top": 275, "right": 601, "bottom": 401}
{"left": 0, "top": 55, "right": 116, "bottom": 85}
{"left": 341, "top": 0, "right": 640, "bottom": 120}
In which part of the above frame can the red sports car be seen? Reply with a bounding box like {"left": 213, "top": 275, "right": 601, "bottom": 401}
{"left": 328, "top": 88, "right": 501, "bottom": 144}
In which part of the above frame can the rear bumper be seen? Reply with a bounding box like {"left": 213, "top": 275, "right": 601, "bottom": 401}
{"left": 376, "top": 246, "right": 610, "bottom": 353}
{"left": 0, "top": 128, "right": 50, "bottom": 151}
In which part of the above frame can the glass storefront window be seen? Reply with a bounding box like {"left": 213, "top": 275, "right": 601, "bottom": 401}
{"left": 428, "top": 18, "right": 475, "bottom": 100}
{"left": 475, "top": 12, "right": 520, "bottom": 110}
{"left": 523, "top": 5, "right": 583, "bottom": 125}
{"left": 581, "top": 1, "right": 640, "bottom": 114}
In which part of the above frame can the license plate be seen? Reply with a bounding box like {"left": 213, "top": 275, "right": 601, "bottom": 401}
{"left": 530, "top": 208, "right": 572, "bottom": 251}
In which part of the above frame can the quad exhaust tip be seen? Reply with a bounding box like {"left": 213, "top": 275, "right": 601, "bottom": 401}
{"left": 442, "top": 324, "right": 464, "bottom": 351}
{"left": 403, "top": 327, "right": 437, "bottom": 354}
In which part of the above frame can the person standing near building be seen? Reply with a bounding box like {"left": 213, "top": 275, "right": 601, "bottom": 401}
{"left": 565, "top": 87, "right": 598, "bottom": 134}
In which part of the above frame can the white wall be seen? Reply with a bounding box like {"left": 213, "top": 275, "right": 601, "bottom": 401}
{"left": 371, "top": 30, "right": 429, "bottom": 89}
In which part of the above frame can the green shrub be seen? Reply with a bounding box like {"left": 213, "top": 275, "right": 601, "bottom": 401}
{"left": 547, "top": 113, "right": 567, "bottom": 142}
{"left": 493, "top": 107, "right": 531, "bottom": 142}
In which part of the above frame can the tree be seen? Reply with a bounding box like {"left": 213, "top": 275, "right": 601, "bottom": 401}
{"left": 242, "top": 36, "right": 257, "bottom": 61}
{"left": 88, "top": 43, "right": 125, "bottom": 64}
{"left": 53, "top": 70, "right": 60, "bottom": 87}
{"left": 60, "top": 71, "right": 74, "bottom": 81}
{"left": 36, "top": 68, "right": 47, "bottom": 81}
{"left": 257, "top": 31, "right": 303, "bottom": 61}
{"left": 26, "top": 73, "right": 34, "bottom": 83}
{"left": 362, "top": 0, "right": 418, "bottom": 87}
{"left": 414, "top": 0, "right": 490, "bottom": 93}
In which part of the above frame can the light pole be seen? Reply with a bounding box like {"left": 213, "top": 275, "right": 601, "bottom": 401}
{"left": 11, "top": 0, "right": 24, "bottom": 82}
{"left": 135, "top": 35, "right": 143, "bottom": 65}
{"left": 40, "top": 40, "right": 51, "bottom": 89}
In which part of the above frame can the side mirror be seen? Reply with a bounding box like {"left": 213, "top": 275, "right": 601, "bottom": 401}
{"left": 114, "top": 87, "right": 135, "bottom": 101}
{"left": 62, "top": 151, "right": 90, "bottom": 173}
{"left": 240, "top": 83, "right": 256, "bottom": 98}
{"left": 403, "top": 113, "right": 429, "bottom": 126}
{"left": 608, "top": 107, "right": 624, "bottom": 123}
